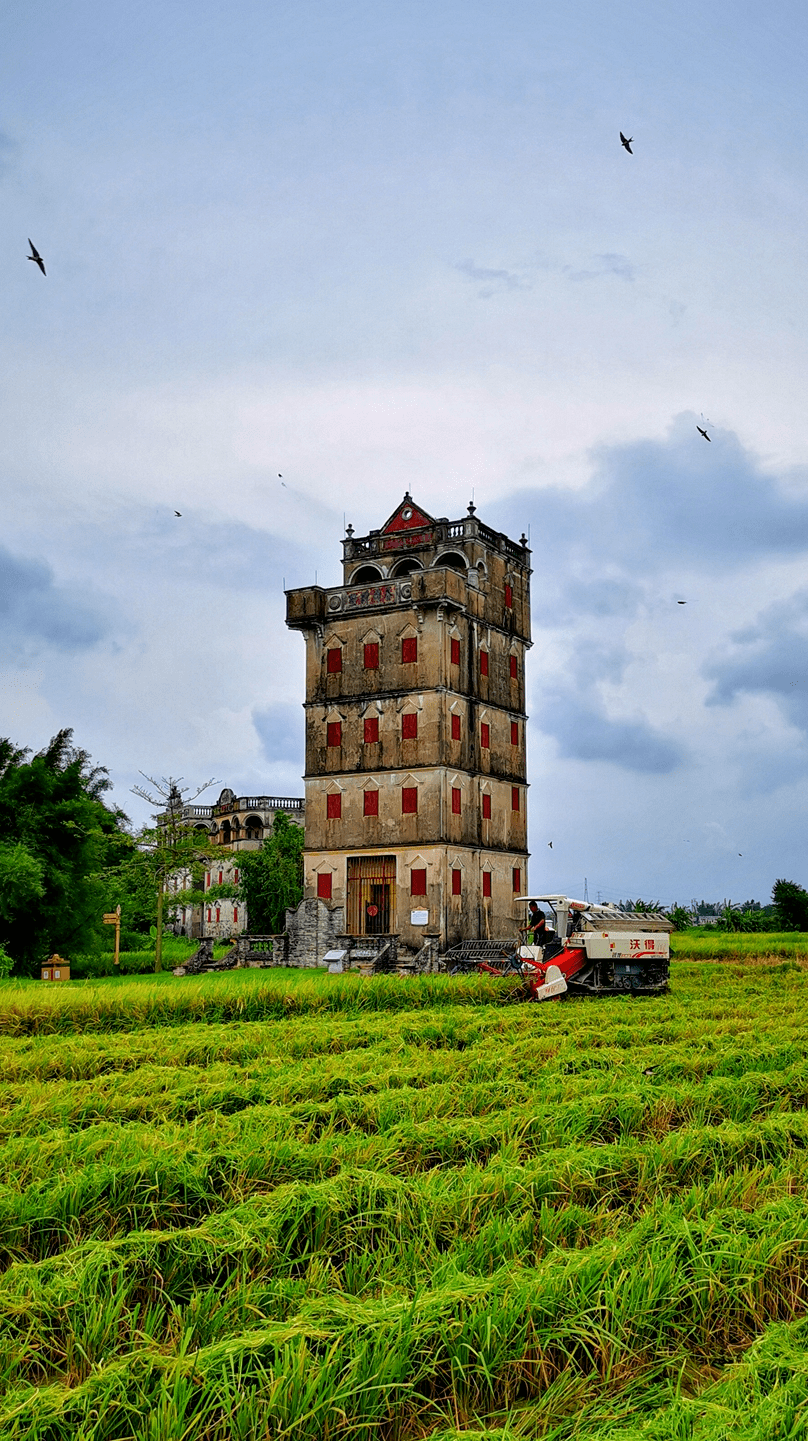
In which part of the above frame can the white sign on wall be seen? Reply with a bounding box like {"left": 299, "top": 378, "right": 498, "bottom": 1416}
{"left": 410, "top": 909, "right": 429, "bottom": 926}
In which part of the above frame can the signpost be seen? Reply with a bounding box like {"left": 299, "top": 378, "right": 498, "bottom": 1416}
{"left": 103, "top": 905, "right": 122, "bottom": 966}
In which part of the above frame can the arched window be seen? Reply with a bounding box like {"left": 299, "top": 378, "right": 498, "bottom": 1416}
{"left": 390, "top": 557, "right": 423, "bottom": 577}
{"left": 351, "top": 564, "right": 384, "bottom": 583}
{"left": 434, "top": 551, "right": 467, "bottom": 573}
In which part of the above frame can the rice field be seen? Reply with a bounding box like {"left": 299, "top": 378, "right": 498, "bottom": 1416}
{"left": 2, "top": 961, "right": 808, "bottom": 1438}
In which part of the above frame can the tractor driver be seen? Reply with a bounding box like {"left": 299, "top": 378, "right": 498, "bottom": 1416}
{"left": 527, "top": 902, "right": 549, "bottom": 945}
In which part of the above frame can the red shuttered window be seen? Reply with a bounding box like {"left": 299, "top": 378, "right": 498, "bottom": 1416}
{"left": 364, "top": 716, "right": 379, "bottom": 744}
{"left": 317, "top": 872, "right": 332, "bottom": 899}
{"left": 410, "top": 868, "right": 427, "bottom": 896}
{"left": 451, "top": 713, "right": 461, "bottom": 741}
{"left": 511, "top": 721, "right": 519, "bottom": 745}
{"left": 482, "top": 871, "right": 492, "bottom": 898}
{"left": 480, "top": 650, "right": 489, "bottom": 677}
{"left": 363, "top": 789, "right": 379, "bottom": 816}
{"left": 482, "top": 793, "right": 492, "bottom": 820}
{"left": 509, "top": 655, "right": 518, "bottom": 679}
{"left": 234, "top": 869, "right": 239, "bottom": 883}
{"left": 505, "top": 583, "right": 513, "bottom": 608}
{"left": 218, "top": 871, "right": 223, "bottom": 885}
{"left": 327, "top": 721, "right": 342, "bottom": 747}
{"left": 364, "top": 642, "right": 379, "bottom": 670}
{"left": 207, "top": 908, "right": 211, "bottom": 922}
{"left": 512, "top": 868, "right": 521, "bottom": 893}
{"left": 326, "top": 647, "right": 342, "bottom": 673}
{"left": 480, "top": 723, "right": 490, "bottom": 749}
{"left": 233, "top": 907, "right": 238, "bottom": 922}
{"left": 402, "top": 637, "right": 417, "bottom": 664}
{"left": 512, "top": 787, "right": 520, "bottom": 811}
{"left": 450, "top": 638, "right": 460, "bottom": 666}
{"left": 402, "top": 787, "right": 418, "bottom": 814}
{"left": 451, "top": 787, "right": 461, "bottom": 814}
{"left": 451, "top": 868, "right": 462, "bottom": 895}
{"left": 402, "top": 712, "right": 418, "bottom": 739}
{"left": 327, "top": 793, "right": 342, "bottom": 820}
{"left": 216, "top": 907, "right": 220, "bottom": 923}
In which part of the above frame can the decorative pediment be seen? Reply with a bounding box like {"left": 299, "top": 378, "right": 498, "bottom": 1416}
{"left": 380, "top": 493, "right": 435, "bottom": 534}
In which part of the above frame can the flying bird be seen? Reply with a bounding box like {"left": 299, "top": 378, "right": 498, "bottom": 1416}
{"left": 174, "top": 511, "right": 182, "bottom": 517}
{"left": 677, "top": 600, "right": 687, "bottom": 605}
{"left": 27, "top": 240, "right": 46, "bottom": 276}
{"left": 696, "top": 425, "right": 711, "bottom": 442}
{"left": 547, "top": 841, "right": 553, "bottom": 849}
{"left": 620, "top": 132, "right": 633, "bottom": 154}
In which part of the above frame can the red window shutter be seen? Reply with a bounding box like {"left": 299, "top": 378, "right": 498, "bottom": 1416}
{"left": 327, "top": 647, "right": 342, "bottom": 673}
{"left": 233, "top": 906, "right": 238, "bottom": 922}
{"left": 364, "top": 642, "right": 379, "bottom": 670}
{"left": 207, "top": 908, "right": 211, "bottom": 922}
{"left": 402, "top": 636, "right": 417, "bottom": 663}
{"left": 205, "top": 872, "right": 210, "bottom": 888}
{"left": 410, "top": 868, "right": 427, "bottom": 896}
{"left": 364, "top": 716, "right": 379, "bottom": 744}
{"left": 451, "top": 868, "right": 462, "bottom": 896}
{"left": 482, "top": 793, "right": 492, "bottom": 819}
{"left": 363, "top": 789, "right": 379, "bottom": 816}
{"left": 402, "top": 712, "right": 418, "bottom": 739}
{"left": 317, "top": 872, "right": 332, "bottom": 899}
{"left": 482, "top": 871, "right": 492, "bottom": 898}
{"left": 327, "top": 721, "right": 342, "bottom": 747}
{"left": 512, "top": 868, "right": 521, "bottom": 893}
{"left": 510, "top": 655, "right": 517, "bottom": 679}
{"left": 451, "top": 787, "right": 461, "bottom": 814}
{"left": 216, "top": 907, "right": 220, "bottom": 922}
{"left": 451, "top": 713, "right": 461, "bottom": 741}
{"left": 511, "top": 721, "right": 519, "bottom": 746}
{"left": 480, "top": 723, "right": 490, "bottom": 749}
{"left": 234, "top": 869, "right": 239, "bottom": 883}
{"left": 402, "top": 786, "right": 418, "bottom": 814}
{"left": 327, "top": 793, "right": 341, "bottom": 819}
{"left": 450, "top": 638, "right": 460, "bottom": 666}
{"left": 505, "top": 583, "right": 513, "bottom": 608}
{"left": 480, "top": 651, "right": 489, "bottom": 676}
{"left": 218, "top": 871, "right": 223, "bottom": 885}
{"left": 512, "top": 786, "right": 520, "bottom": 811}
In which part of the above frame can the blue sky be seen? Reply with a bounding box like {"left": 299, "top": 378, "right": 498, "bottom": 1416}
{"left": 2, "top": 0, "right": 808, "bottom": 906}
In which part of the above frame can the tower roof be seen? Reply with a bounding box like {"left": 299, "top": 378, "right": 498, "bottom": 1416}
{"left": 379, "top": 493, "right": 435, "bottom": 535}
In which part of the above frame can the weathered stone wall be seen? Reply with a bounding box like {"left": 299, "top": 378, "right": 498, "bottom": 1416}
{"left": 285, "top": 898, "right": 346, "bottom": 968}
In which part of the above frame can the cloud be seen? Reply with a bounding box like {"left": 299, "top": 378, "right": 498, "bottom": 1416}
{"left": 565, "top": 253, "right": 636, "bottom": 283}
{"left": 0, "top": 547, "right": 111, "bottom": 656}
{"left": 538, "top": 692, "right": 684, "bottom": 773}
{"left": 705, "top": 589, "right": 808, "bottom": 735}
{"left": 453, "top": 258, "right": 530, "bottom": 298}
{"left": 252, "top": 703, "right": 305, "bottom": 766}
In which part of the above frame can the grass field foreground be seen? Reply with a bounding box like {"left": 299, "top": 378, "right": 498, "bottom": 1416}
{"left": 2, "top": 960, "right": 808, "bottom": 1437}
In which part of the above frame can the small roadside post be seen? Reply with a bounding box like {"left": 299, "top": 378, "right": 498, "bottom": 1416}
{"left": 103, "top": 905, "right": 122, "bottom": 966}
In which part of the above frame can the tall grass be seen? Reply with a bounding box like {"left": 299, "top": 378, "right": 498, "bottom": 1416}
{"left": 2, "top": 962, "right": 808, "bottom": 1436}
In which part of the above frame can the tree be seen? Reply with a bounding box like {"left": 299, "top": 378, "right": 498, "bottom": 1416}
{"left": 668, "top": 905, "right": 692, "bottom": 932}
{"left": 238, "top": 811, "right": 304, "bottom": 934}
{"left": 772, "top": 879, "right": 808, "bottom": 932}
{"left": 0, "top": 730, "right": 131, "bottom": 970}
{"left": 131, "top": 773, "right": 218, "bottom": 971}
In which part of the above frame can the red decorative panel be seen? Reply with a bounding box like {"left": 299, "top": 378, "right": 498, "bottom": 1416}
{"left": 364, "top": 642, "right": 379, "bottom": 670}
{"left": 451, "top": 868, "right": 462, "bottom": 896}
{"left": 317, "top": 872, "right": 332, "bottom": 899}
{"left": 511, "top": 786, "right": 520, "bottom": 811}
{"left": 450, "top": 637, "right": 460, "bottom": 666}
{"left": 511, "top": 721, "right": 519, "bottom": 746}
{"left": 480, "top": 723, "right": 490, "bottom": 749}
{"left": 410, "top": 868, "right": 427, "bottom": 896}
{"left": 401, "top": 786, "right": 418, "bottom": 814}
{"left": 402, "top": 712, "right": 418, "bottom": 739}
{"left": 505, "top": 583, "right": 513, "bottom": 608}
{"left": 451, "top": 787, "right": 461, "bottom": 814}
{"left": 364, "top": 716, "right": 379, "bottom": 744}
{"left": 482, "top": 871, "right": 492, "bottom": 898}
{"left": 512, "top": 868, "right": 521, "bottom": 893}
{"left": 479, "top": 650, "right": 489, "bottom": 676}
{"left": 326, "top": 647, "right": 342, "bottom": 673}
{"left": 327, "top": 721, "right": 342, "bottom": 747}
{"left": 363, "top": 789, "right": 379, "bottom": 816}
{"left": 327, "top": 793, "right": 342, "bottom": 819}
{"left": 451, "top": 713, "right": 461, "bottom": 741}
{"left": 482, "top": 793, "right": 492, "bottom": 820}
{"left": 509, "top": 655, "right": 517, "bottom": 679}
{"left": 402, "top": 636, "right": 418, "bottom": 664}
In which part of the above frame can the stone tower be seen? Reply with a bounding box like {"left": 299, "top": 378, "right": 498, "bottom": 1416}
{"left": 285, "top": 494, "right": 531, "bottom": 950}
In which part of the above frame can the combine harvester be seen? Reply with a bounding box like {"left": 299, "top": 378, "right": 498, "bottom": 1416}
{"left": 443, "top": 895, "right": 672, "bottom": 1001}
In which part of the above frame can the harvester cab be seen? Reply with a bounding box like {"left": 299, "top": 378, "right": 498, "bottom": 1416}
{"left": 516, "top": 895, "right": 672, "bottom": 1000}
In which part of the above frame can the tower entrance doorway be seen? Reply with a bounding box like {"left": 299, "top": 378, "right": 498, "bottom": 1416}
{"left": 347, "top": 855, "right": 396, "bottom": 935}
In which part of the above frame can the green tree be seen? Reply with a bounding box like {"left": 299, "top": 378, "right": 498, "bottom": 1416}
{"left": 131, "top": 774, "right": 218, "bottom": 971}
{"left": 772, "top": 879, "right": 808, "bottom": 931}
{"left": 0, "top": 730, "right": 131, "bottom": 970}
{"left": 668, "top": 905, "right": 692, "bottom": 931}
{"left": 239, "top": 811, "right": 304, "bottom": 934}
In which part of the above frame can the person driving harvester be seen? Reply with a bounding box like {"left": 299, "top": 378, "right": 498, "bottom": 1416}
{"left": 527, "top": 901, "right": 549, "bottom": 945}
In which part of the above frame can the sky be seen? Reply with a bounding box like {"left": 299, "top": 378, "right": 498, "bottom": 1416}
{"left": 2, "top": 0, "right": 808, "bottom": 908}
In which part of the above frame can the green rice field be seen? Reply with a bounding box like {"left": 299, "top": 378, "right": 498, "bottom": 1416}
{"left": 3, "top": 959, "right": 808, "bottom": 1439}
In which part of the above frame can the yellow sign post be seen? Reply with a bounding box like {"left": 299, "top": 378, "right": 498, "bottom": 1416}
{"left": 103, "top": 905, "right": 122, "bottom": 966}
